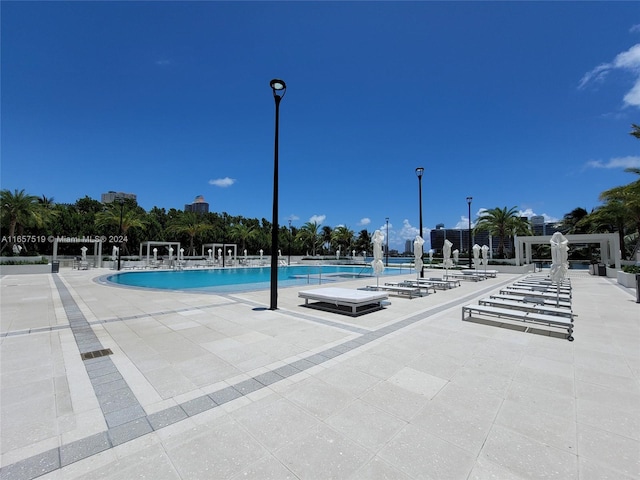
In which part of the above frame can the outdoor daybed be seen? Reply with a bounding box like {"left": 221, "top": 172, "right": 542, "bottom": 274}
{"left": 299, "top": 287, "right": 388, "bottom": 316}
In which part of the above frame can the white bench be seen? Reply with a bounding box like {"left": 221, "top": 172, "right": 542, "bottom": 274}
{"left": 445, "top": 272, "right": 482, "bottom": 282}
{"left": 392, "top": 281, "right": 437, "bottom": 294}
{"left": 299, "top": 287, "right": 388, "bottom": 316}
{"left": 462, "top": 304, "right": 574, "bottom": 341}
{"left": 462, "top": 269, "right": 498, "bottom": 278}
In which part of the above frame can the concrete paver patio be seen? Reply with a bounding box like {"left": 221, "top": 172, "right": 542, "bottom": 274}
{"left": 0, "top": 267, "right": 638, "bottom": 479}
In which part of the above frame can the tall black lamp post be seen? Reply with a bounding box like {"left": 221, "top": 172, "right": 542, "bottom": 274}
{"left": 117, "top": 197, "right": 124, "bottom": 271}
{"left": 288, "top": 219, "right": 292, "bottom": 266}
{"left": 466, "top": 196, "right": 473, "bottom": 268}
{"left": 269, "top": 78, "right": 286, "bottom": 310}
{"left": 415, "top": 167, "right": 424, "bottom": 278}
{"left": 385, "top": 217, "right": 389, "bottom": 267}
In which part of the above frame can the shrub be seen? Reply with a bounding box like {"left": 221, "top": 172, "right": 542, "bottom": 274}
{"left": 622, "top": 265, "right": 640, "bottom": 274}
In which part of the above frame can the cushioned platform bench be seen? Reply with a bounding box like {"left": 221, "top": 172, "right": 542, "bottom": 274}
{"left": 462, "top": 269, "right": 498, "bottom": 278}
{"left": 462, "top": 304, "right": 574, "bottom": 341}
{"left": 298, "top": 287, "right": 388, "bottom": 316}
{"left": 502, "top": 287, "right": 571, "bottom": 301}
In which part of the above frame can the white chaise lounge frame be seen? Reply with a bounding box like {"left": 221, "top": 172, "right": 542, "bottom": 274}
{"left": 298, "top": 287, "right": 388, "bottom": 316}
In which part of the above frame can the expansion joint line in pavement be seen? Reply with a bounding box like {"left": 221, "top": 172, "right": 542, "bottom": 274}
{"left": 0, "top": 274, "right": 515, "bottom": 480}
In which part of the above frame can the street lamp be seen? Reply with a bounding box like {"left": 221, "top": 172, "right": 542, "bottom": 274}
{"left": 288, "top": 219, "right": 292, "bottom": 266}
{"left": 415, "top": 167, "right": 424, "bottom": 278}
{"left": 269, "top": 78, "right": 286, "bottom": 310}
{"left": 385, "top": 217, "right": 389, "bottom": 267}
{"left": 466, "top": 196, "right": 473, "bottom": 268}
{"left": 117, "top": 197, "right": 124, "bottom": 271}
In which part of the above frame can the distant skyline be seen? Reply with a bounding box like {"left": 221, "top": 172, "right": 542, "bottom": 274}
{"left": 2, "top": 1, "right": 639, "bottom": 250}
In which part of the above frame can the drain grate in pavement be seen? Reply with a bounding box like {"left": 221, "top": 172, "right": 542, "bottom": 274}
{"left": 80, "top": 348, "right": 113, "bottom": 360}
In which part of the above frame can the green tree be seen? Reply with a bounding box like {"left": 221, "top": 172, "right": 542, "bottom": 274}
{"left": 95, "top": 203, "right": 147, "bottom": 255}
{"left": 228, "top": 221, "right": 257, "bottom": 254}
{"left": 296, "top": 221, "right": 322, "bottom": 256}
{"left": 321, "top": 225, "right": 333, "bottom": 253}
{"left": 354, "top": 229, "right": 372, "bottom": 256}
{"left": 166, "top": 212, "right": 214, "bottom": 255}
{"left": 0, "top": 189, "right": 41, "bottom": 254}
{"left": 560, "top": 207, "right": 589, "bottom": 234}
{"left": 474, "top": 206, "right": 529, "bottom": 258}
{"left": 331, "top": 225, "right": 354, "bottom": 255}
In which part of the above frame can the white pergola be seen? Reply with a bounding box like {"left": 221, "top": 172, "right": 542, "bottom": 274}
{"left": 202, "top": 243, "right": 237, "bottom": 261}
{"left": 515, "top": 233, "right": 621, "bottom": 269}
{"left": 52, "top": 237, "right": 103, "bottom": 267}
{"left": 139, "top": 241, "right": 181, "bottom": 265}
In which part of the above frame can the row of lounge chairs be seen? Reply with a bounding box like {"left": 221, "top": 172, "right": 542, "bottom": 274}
{"left": 462, "top": 274, "right": 575, "bottom": 341}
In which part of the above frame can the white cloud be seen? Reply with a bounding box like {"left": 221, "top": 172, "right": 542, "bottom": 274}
{"left": 586, "top": 155, "right": 640, "bottom": 169}
{"left": 358, "top": 217, "right": 371, "bottom": 226}
{"left": 579, "top": 43, "right": 640, "bottom": 108}
{"left": 631, "top": 24, "right": 640, "bottom": 34}
{"left": 309, "top": 214, "right": 326, "bottom": 225}
{"left": 208, "top": 177, "right": 235, "bottom": 187}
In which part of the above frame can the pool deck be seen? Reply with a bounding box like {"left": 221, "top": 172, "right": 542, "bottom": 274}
{"left": 0, "top": 268, "right": 638, "bottom": 479}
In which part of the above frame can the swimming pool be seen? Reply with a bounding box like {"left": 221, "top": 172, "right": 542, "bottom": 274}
{"left": 105, "top": 265, "right": 404, "bottom": 293}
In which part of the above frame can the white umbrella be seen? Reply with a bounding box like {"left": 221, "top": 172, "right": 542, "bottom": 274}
{"left": 473, "top": 244, "right": 481, "bottom": 270}
{"left": 112, "top": 246, "right": 118, "bottom": 261}
{"left": 481, "top": 245, "right": 489, "bottom": 274}
{"left": 550, "top": 232, "right": 569, "bottom": 306}
{"left": 443, "top": 239, "right": 453, "bottom": 278}
{"left": 81, "top": 246, "right": 88, "bottom": 262}
{"left": 414, "top": 235, "right": 424, "bottom": 280}
{"left": 371, "top": 230, "right": 385, "bottom": 287}
{"left": 453, "top": 249, "right": 459, "bottom": 266}
{"left": 428, "top": 249, "right": 433, "bottom": 264}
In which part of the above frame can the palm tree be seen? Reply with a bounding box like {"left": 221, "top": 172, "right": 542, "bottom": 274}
{"left": 331, "top": 226, "right": 354, "bottom": 256}
{"left": 597, "top": 167, "right": 640, "bottom": 259}
{"left": 165, "top": 212, "right": 214, "bottom": 255}
{"left": 95, "top": 204, "right": 147, "bottom": 255}
{"left": 321, "top": 225, "right": 333, "bottom": 253}
{"left": 354, "top": 229, "right": 372, "bottom": 256}
{"left": 561, "top": 207, "right": 589, "bottom": 234}
{"left": 0, "top": 189, "right": 41, "bottom": 254}
{"left": 296, "top": 221, "right": 321, "bottom": 256}
{"left": 474, "top": 206, "right": 526, "bottom": 258}
{"left": 228, "top": 221, "right": 257, "bottom": 254}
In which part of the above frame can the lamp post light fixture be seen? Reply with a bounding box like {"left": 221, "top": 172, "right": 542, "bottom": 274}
{"left": 269, "top": 78, "right": 286, "bottom": 310}
{"left": 415, "top": 167, "right": 425, "bottom": 278}
{"left": 288, "top": 219, "right": 292, "bottom": 266}
{"left": 117, "top": 197, "right": 124, "bottom": 271}
{"left": 385, "top": 217, "right": 389, "bottom": 267}
{"left": 466, "top": 196, "right": 473, "bottom": 268}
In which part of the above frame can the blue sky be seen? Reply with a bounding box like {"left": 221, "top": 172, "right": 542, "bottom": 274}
{"left": 2, "top": 1, "right": 639, "bottom": 250}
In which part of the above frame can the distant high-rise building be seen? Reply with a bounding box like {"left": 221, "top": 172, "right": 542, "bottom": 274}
{"left": 101, "top": 191, "right": 137, "bottom": 203}
{"left": 404, "top": 239, "right": 413, "bottom": 255}
{"left": 185, "top": 195, "right": 209, "bottom": 214}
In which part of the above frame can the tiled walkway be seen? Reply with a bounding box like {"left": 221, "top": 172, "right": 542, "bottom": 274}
{"left": 0, "top": 268, "right": 638, "bottom": 479}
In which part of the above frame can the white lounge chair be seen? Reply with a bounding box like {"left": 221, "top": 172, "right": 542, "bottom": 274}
{"left": 299, "top": 287, "right": 388, "bottom": 316}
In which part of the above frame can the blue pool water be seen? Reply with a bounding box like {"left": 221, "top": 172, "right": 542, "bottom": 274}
{"left": 106, "top": 265, "right": 404, "bottom": 293}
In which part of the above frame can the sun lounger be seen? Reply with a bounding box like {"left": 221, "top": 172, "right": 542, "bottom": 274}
{"left": 478, "top": 297, "right": 576, "bottom": 321}
{"left": 445, "top": 272, "right": 482, "bottom": 281}
{"left": 462, "top": 304, "right": 574, "bottom": 341}
{"left": 298, "top": 287, "right": 388, "bottom": 316}
{"left": 362, "top": 284, "right": 423, "bottom": 298}
{"left": 461, "top": 269, "right": 498, "bottom": 278}
{"left": 391, "top": 281, "right": 437, "bottom": 294}
{"left": 502, "top": 287, "right": 571, "bottom": 300}
{"left": 489, "top": 293, "right": 572, "bottom": 309}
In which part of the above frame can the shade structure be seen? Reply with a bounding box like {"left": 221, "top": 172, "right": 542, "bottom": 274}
{"left": 414, "top": 235, "right": 424, "bottom": 280}
{"left": 481, "top": 245, "right": 489, "bottom": 272}
{"left": 473, "top": 244, "right": 481, "bottom": 270}
{"left": 371, "top": 229, "right": 385, "bottom": 286}
{"left": 550, "top": 232, "right": 569, "bottom": 306}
